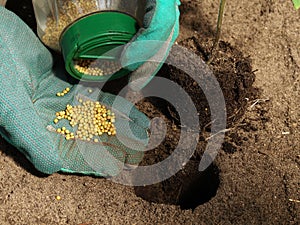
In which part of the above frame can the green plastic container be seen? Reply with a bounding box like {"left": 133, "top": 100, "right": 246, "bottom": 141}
{"left": 60, "top": 11, "right": 139, "bottom": 82}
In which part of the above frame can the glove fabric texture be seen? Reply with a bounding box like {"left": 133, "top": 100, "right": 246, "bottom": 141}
{"left": 0, "top": 7, "right": 150, "bottom": 176}
{"left": 122, "top": 0, "right": 181, "bottom": 90}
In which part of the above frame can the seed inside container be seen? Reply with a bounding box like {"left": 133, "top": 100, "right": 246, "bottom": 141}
{"left": 74, "top": 59, "right": 122, "bottom": 76}
{"left": 42, "top": 0, "right": 99, "bottom": 50}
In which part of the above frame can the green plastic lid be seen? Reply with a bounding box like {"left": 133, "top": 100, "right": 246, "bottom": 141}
{"left": 60, "top": 11, "right": 140, "bottom": 82}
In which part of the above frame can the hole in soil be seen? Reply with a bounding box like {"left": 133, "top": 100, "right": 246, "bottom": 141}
{"left": 134, "top": 160, "right": 220, "bottom": 210}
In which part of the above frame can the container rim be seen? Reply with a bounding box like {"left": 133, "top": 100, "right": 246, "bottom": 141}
{"left": 60, "top": 11, "right": 140, "bottom": 82}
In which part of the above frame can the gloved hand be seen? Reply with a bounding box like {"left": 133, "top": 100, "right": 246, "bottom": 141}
{"left": 121, "top": 0, "right": 181, "bottom": 90}
{"left": 0, "top": 7, "right": 150, "bottom": 176}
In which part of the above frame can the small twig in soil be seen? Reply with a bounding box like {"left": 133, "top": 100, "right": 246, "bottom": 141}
{"left": 167, "top": 105, "right": 179, "bottom": 121}
{"left": 227, "top": 106, "right": 246, "bottom": 123}
{"left": 289, "top": 198, "right": 300, "bottom": 203}
{"left": 249, "top": 98, "right": 270, "bottom": 109}
{"left": 202, "top": 119, "right": 216, "bottom": 132}
{"left": 258, "top": 150, "right": 270, "bottom": 156}
{"left": 205, "top": 128, "right": 231, "bottom": 141}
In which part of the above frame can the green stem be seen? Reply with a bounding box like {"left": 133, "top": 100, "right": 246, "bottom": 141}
{"left": 207, "top": 0, "right": 226, "bottom": 64}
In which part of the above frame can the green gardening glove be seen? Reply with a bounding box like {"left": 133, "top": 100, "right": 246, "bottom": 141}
{"left": 121, "top": 0, "right": 180, "bottom": 90}
{"left": 0, "top": 7, "right": 150, "bottom": 176}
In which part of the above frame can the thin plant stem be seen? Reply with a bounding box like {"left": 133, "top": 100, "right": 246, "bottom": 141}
{"left": 207, "top": 0, "right": 226, "bottom": 64}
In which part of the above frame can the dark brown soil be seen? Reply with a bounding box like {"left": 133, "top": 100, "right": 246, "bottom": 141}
{"left": 1, "top": 0, "right": 299, "bottom": 224}
{"left": 132, "top": 34, "right": 258, "bottom": 209}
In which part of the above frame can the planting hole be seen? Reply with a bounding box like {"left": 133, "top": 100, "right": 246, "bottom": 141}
{"left": 134, "top": 161, "right": 220, "bottom": 210}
